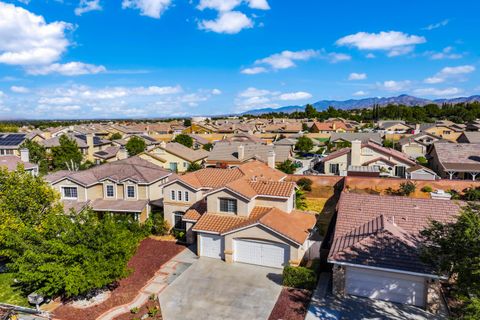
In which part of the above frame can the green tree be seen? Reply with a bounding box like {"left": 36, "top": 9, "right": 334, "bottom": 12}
{"left": 187, "top": 162, "right": 202, "bottom": 172}
{"left": 173, "top": 134, "right": 193, "bottom": 148}
{"left": 0, "top": 168, "right": 145, "bottom": 298}
{"left": 421, "top": 204, "right": 480, "bottom": 319}
{"left": 20, "top": 139, "right": 48, "bottom": 174}
{"left": 276, "top": 159, "right": 296, "bottom": 174}
{"left": 183, "top": 119, "right": 192, "bottom": 127}
{"left": 416, "top": 156, "right": 428, "bottom": 165}
{"left": 305, "top": 104, "right": 317, "bottom": 118}
{"left": 202, "top": 142, "right": 213, "bottom": 151}
{"left": 297, "top": 177, "right": 313, "bottom": 192}
{"left": 295, "top": 189, "right": 307, "bottom": 210}
{"left": 51, "top": 135, "right": 83, "bottom": 171}
{"left": 295, "top": 136, "right": 314, "bottom": 153}
{"left": 109, "top": 132, "right": 122, "bottom": 140}
{"left": 125, "top": 136, "right": 146, "bottom": 156}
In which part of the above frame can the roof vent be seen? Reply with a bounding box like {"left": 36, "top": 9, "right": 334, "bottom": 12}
{"left": 430, "top": 189, "right": 452, "bottom": 200}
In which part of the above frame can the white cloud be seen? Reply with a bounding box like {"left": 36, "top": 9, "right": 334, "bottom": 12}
{"left": 424, "top": 65, "right": 475, "bottom": 84}
{"left": 348, "top": 72, "right": 367, "bottom": 81}
{"left": 75, "top": 0, "right": 102, "bottom": 16}
{"left": 255, "top": 50, "right": 318, "bottom": 70}
{"left": 211, "top": 88, "right": 222, "bottom": 95}
{"left": 133, "top": 85, "right": 182, "bottom": 95}
{"left": 247, "top": 0, "right": 270, "bottom": 10}
{"left": 279, "top": 91, "right": 312, "bottom": 101}
{"left": 336, "top": 31, "right": 426, "bottom": 56}
{"left": 198, "top": 11, "right": 253, "bottom": 34}
{"left": 0, "top": 2, "right": 71, "bottom": 66}
{"left": 366, "top": 53, "right": 376, "bottom": 59}
{"left": 197, "top": 0, "right": 242, "bottom": 12}
{"left": 427, "top": 46, "right": 463, "bottom": 60}
{"left": 414, "top": 87, "right": 461, "bottom": 96}
{"left": 26, "top": 62, "right": 106, "bottom": 76}
{"left": 122, "top": 0, "right": 172, "bottom": 19}
{"left": 10, "top": 86, "right": 29, "bottom": 93}
{"left": 238, "top": 87, "right": 273, "bottom": 98}
{"left": 377, "top": 80, "right": 411, "bottom": 92}
{"left": 327, "top": 52, "right": 351, "bottom": 63}
{"left": 353, "top": 90, "right": 368, "bottom": 96}
{"left": 241, "top": 66, "right": 267, "bottom": 74}
{"left": 423, "top": 19, "right": 449, "bottom": 31}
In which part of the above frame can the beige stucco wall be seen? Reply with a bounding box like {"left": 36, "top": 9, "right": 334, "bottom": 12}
{"left": 206, "top": 189, "right": 250, "bottom": 216}
{"left": 424, "top": 126, "right": 462, "bottom": 141}
{"left": 163, "top": 181, "right": 203, "bottom": 227}
{"left": 402, "top": 143, "right": 425, "bottom": 158}
{"left": 52, "top": 178, "right": 88, "bottom": 202}
{"left": 254, "top": 195, "right": 293, "bottom": 212}
{"left": 323, "top": 153, "right": 349, "bottom": 175}
{"left": 146, "top": 148, "right": 198, "bottom": 173}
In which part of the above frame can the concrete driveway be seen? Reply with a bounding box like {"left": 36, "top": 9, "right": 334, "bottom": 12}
{"left": 159, "top": 258, "right": 282, "bottom": 320}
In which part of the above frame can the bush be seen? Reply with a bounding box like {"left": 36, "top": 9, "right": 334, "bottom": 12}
{"left": 297, "top": 178, "right": 313, "bottom": 192}
{"left": 130, "top": 307, "right": 139, "bottom": 314}
{"left": 282, "top": 266, "right": 317, "bottom": 290}
{"left": 416, "top": 156, "right": 428, "bottom": 165}
{"left": 421, "top": 185, "right": 433, "bottom": 193}
{"left": 148, "top": 306, "right": 160, "bottom": 317}
{"left": 463, "top": 187, "right": 480, "bottom": 201}
{"left": 172, "top": 229, "right": 186, "bottom": 242}
{"left": 399, "top": 181, "right": 416, "bottom": 196}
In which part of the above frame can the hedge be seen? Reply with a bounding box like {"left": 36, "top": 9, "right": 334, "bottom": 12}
{"left": 282, "top": 266, "right": 317, "bottom": 290}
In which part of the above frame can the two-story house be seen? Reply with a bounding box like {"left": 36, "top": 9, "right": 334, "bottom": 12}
{"left": 162, "top": 161, "right": 316, "bottom": 268}
{"left": 318, "top": 140, "right": 416, "bottom": 177}
{"left": 45, "top": 157, "right": 175, "bottom": 222}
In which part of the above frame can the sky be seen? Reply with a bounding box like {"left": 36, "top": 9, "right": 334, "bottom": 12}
{"left": 0, "top": 0, "right": 479, "bottom": 119}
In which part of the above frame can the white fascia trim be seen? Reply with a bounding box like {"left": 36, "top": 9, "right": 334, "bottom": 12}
{"left": 193, "top": 229, "right": 220, "bottom": 235}
{"left": 328, "top": 260, "right": 447, "bottom": 280}
{"left": 221, "top": 222, "right": 301, "bottom": 246}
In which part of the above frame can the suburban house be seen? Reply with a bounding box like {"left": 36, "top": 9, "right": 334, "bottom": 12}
{"left": 421, "top": 122, "right": 464, "bottom": 141}
{"left": 41, "top": 133, "right": 112, "bottom": 162}
{"left": 428, "top": 142, "right": 480, "bottom": 180}
{"left": 318, "top": 140, "right": 416, "bottom": 177}
{"left": 310, "top": 121, "right": 354, "bottom": 133}
{"left": 329, "top": 132, "right": 383, "bottom": 146}
{"left": 139, "top": 142, "right": 209, "bottom": 173}
{"left": 45, "top": 157, "right": 175, "bottom": 222}
{"left": 189, "top": 134, "right": 211, "bottom": 150}
{"left": 457, "top": 131, "right": 480, "bottom": 144}
{"left": 112, "top": 134, "right": 160, "bottom": 151}
{"left": 0, "top": 132, "right": 44, "bottom": 156}
{"left": 328, "top": 192, "right": 460, "bottom": 311}
{"left": 406, "top": 165, "right": 438, "bottom": 180}
{"left": 397, "top": 132, "right": 447, "bottom": 158}
{"left": 162, "top": 161, "right": 317, "bottom": 268}
{"left": 377, "top": 121, "right": 413, "bottom": 134}
{"left": 0, "top": 148, "right": 38, "bottom": 175}
{"left": 205, "top": 142, "right": 293, "bottom": 168}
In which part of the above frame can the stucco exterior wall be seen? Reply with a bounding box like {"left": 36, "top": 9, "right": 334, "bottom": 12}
{"left": 52, "top": 179, "right": 88, "bottom": 202}
{"left": 206, "top": 189, "right": 250, "bottom": 216}
{"left": 253, "top": 195, "right": 292, "bottom": 212}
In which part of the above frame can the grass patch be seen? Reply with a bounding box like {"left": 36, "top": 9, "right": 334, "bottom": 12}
{"left": 304, "top": 198, "right": 327, "bottom": 212}
{"left": 0, "top": 273, "right": 29, "bottom": 306}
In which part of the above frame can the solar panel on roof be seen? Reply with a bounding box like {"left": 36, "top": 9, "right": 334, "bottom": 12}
{"left": 0, "top": 134, "right": 26, "bottom": 146}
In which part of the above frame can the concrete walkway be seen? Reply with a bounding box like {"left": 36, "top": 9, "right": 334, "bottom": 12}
{"left": 96, "top": 247, "right": 197, "bottom": 320}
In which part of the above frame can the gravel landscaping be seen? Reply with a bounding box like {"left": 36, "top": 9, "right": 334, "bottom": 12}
{"left": 268, "top": 288, "right": 312, "bottom": 320}
{"left": 54, "top": 238, "right": 184, "bottom": 320}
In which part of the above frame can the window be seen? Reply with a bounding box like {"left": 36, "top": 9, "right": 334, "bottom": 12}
{"left": 178, "top": 190, "right": 182, "bottom": 201}
{"left": 62, "top": 187, "right": 78, "bottom": 199}
{"left": 395, "top": 166, "right": 406, "bottom": 178}
{"left": 219, "top": 198, "right": 237, "bottom": 213}
{"left": 171, "top": 190, "right": 176, "bottom": 200}
{"left": 185, "top": 191, "right": 189, "bottom": 202}
{"left": 126, "top": 185, "right": 135, "bottom": 198}
{"left": 174, "top": 211, "right": 186, "bottom": 230}
{"left": 183, "top": 162, "right": 188, "bottom": 168}
{"left": 0, "top": 149, "right": 13, "bottom": 155}
{"left": 329, "top": 163, "right": 339, "bottom": 174}
{"left": 106, "top": 185, "right": 115, "bottom": 198}
{"left": 442, "top": 130, "right": 451, "bottom": 135}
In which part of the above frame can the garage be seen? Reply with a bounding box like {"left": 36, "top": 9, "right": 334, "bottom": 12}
{"left": 199, "top": 234, "right": 223, "bottom": 259}
{"left": 345, "top": 267, "right": 426, "bottom": 307}
{"left": 234, "top": 239, "right": 289, "bottom": 268}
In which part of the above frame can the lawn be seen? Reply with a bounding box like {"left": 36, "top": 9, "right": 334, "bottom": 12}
{"left": 0, "top": 273, "right": 29, "bottom": 307}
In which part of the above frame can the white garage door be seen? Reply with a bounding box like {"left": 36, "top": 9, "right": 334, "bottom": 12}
{"left": 200, "top": 234, "right": 222, "bottom": 259}
{"left": 234, "top": 239, "right": 289, "bottom": 268}
{"left": 346, "top": 267, "right": 426, "bottom": 307}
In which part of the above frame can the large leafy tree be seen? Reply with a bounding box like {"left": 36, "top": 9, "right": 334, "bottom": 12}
{"left": 125, "top": 136, "right": 146, "bottom": 156}
{"left": 421, "top": 203, "right": 480, "bottom": 318}
{"left": 295, "top": 136, "right": 314, "bottom": 153}
{"left": 304, "top": 104, "right": 317, "bottom": 118}
{"left": 20, "top": 139, "right": 48, "bottom": 174}
{"left": 51, "top": 135, "right": 83, "bottom": 171}
{"left": 0, "top": 168, "right": 144, "bottom": 298}
{"left": 276, "top": 159, "right": 296, "bottom": 174}
{"left": 173, "top": 134, "right": 193, "bottom": 148}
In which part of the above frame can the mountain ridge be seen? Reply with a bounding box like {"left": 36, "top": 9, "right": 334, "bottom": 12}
{"left": 242, "top": 94, "right": 480, "bottom": 115}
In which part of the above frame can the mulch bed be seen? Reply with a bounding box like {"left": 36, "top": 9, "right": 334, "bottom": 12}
{"left": 54, "top": 238, "right": 184, "bottom": 320}
{"left": 113, "top": 296, "right": 162, "bottom": 320}
{"left": 268, "top": 287, "right": 312, "bottom": 320}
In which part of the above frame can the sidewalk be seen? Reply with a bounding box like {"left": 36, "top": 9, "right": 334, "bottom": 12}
{"left": 305, "top": 272, "right": 333, "bottom": 320}
{"left": 96, "top": 247, "right": 197, "bottom": 320}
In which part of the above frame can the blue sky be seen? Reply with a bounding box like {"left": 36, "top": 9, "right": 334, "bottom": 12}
{"left": 0, "top": 0, "right": 479, "bottom": 119}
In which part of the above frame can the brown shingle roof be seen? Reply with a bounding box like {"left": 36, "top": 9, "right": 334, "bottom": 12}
{"left": 329, "top": 192, "right": 461, "bottom": 274}
{"left": 161, "top": 142, "right": 209, "bottom": 162}
{"left": 90, "top": 199, "right": 148, "bottom": 213}
{"left": 432, "top": 143, "right": 480, "bottom": 172}
{"left": 206, "top": 142, "right": 292, "bottom": 164}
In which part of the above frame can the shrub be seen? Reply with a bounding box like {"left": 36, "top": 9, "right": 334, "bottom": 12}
{"left": 416, "top": 156, "right": 428, "bottom": 165}
{"left": 172, "top": 229, "right": 186, "bottom": 242}
{"left": 282, "top": 266, "right": 317, "bottom": 290}
{"left": 297, "top": 178, "right": 313, "bottom": 192}
{"left": 399, "top": 181, "right": 416, "bottom": 196}
{"left": 130, "top": 307, "right": 139, "bottom": 314}
{"left": 148, "top": 306, "right": 160, "bottom": 317}
{"left": 463, "top": 187, "right": 480, "bottom": 201}
{"left": 421, "top": 185, "right": 433, "bottom": 193}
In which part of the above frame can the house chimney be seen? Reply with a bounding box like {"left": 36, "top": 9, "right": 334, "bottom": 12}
{"left": 267, "top": 150, "right": 276, "bottom": 169}
{"left": 237, "top": 145, "right": 245, "bottom": 160}
{"left": 86, "top": 133, "right": 94, "bottom": 161}
{"left": 118, "top": 146, "right": 128, "bottom": 160}
{"left": 20, "top": 148, "right": 29, "bottom": 163}
{"left": 351, "top": 140, "right": 362, "bottom": 166}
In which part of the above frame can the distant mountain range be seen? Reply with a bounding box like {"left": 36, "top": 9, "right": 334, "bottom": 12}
{"left": 242, "top": 94, "right": 480, "bottom": 115}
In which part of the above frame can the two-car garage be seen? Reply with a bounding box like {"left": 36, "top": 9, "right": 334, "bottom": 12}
{"left": 198, "top": 233, "right": 290, "bottom": 269}
{"left": 345, "top": 266, "right": 426, "bottom": 307}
